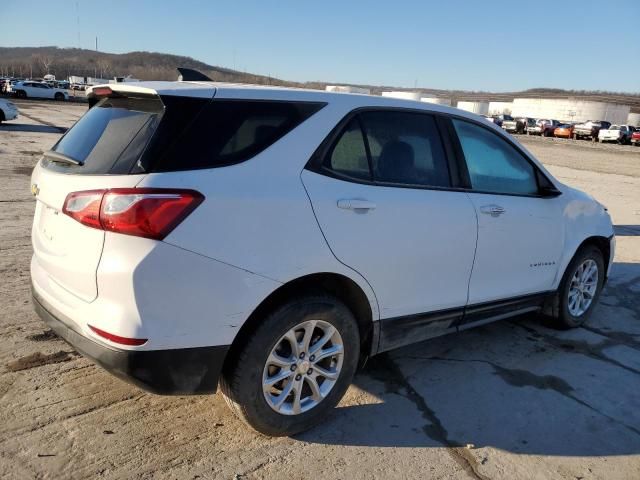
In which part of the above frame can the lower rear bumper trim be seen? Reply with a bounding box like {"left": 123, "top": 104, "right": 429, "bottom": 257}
{"left": 32, "top": 287, "right": 229, "bottom": 395}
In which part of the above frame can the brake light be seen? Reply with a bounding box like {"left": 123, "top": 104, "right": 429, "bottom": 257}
{"left": 62, "top": 188, "right": 204, "bottom": 240}
{"left": 92, "top": 86, "right": 113, "bottom": 96}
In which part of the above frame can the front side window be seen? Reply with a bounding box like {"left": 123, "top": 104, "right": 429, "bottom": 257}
{"left": 360, "top": 111, "right": 450, "bottom": 188}
{"left": 452, "top": 119, "right": 539, "bottom": 195}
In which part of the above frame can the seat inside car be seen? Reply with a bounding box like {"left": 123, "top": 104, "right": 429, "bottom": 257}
{"left": 377, "top": 140, "right": 415, "bottom": 184}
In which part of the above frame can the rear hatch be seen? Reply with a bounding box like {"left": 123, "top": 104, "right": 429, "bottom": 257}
{"left": 31, "top": 87, "right": 210, "bottom": 302}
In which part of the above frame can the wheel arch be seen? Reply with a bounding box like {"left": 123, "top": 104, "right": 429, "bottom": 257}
{"left": 558, "top": 235, "right": 612, "bottom": 287}
{"left": 577, "top": 235, "right": 611, "bottom": 276}
{"left": 223, "top": 272, "right": 377, "bottom": 374}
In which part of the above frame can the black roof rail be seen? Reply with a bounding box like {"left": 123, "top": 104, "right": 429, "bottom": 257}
{"left": 177, "top": 67, "right": 212, "bottom": 82}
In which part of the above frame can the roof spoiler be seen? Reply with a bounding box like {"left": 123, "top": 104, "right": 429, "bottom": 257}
{"left": 177, "top": 67, "right": 212, "bottom": 82}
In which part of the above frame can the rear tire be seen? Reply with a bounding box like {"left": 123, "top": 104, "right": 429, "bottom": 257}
{"left": 54, "top": 92, "right": 64, "bottom": 101}
{"left": 551, "top": 245, "right": 605, "bottom": 329}
{"left": 220, "top": 295, "right": 360, "bottom": 436}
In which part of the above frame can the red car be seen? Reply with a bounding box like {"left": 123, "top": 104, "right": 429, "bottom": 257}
{"left": 631, "top": 129, "right": 640, "bottom": 146}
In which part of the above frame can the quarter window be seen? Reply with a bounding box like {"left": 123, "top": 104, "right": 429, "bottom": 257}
{"left": 324, "top": 119, "right": 370, "bottom": 181}
{"left": 452, "top": 119, "right": 539, "bottom": 195}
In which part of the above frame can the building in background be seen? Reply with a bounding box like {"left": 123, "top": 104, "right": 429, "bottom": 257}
{"left": 627, "top": 112, "right": 640, "bottom": 127}
{"left": 381, "top": 91, "right": 421, "bottom": 101}
{"left": 488, "top": 101, "right": 513, "bottom": 115}
{"left": 325, "top": 85, "right": 371, "bottom": 94}
{"left": 68, "top": 75, "right": 140, "bottom": 86}
{"left": 456, "top": 101, "right": 490, "bottom": 115}
{"left": 511, "top": 98, "right": 630, "bottom": 124}
{"left": 420, "top": 97, "right": 451, "bottom": 106}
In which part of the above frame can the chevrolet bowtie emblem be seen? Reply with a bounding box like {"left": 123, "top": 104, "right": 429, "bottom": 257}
{"left": 31, "top": 183, "right": 39, "bottom": 197}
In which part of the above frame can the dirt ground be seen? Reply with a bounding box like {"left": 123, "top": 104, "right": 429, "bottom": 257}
{"left": 1, "top": 100, "right": 639, "bottom": 480}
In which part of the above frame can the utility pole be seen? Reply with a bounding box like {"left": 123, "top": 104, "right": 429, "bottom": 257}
{"left": 96, "top": 36, "right": 98, "bottom": 52}
{"left": 76, "top": 2, "right": 81, "bottom": 48}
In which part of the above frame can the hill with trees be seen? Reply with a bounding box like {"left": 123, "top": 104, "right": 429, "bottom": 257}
{"left": 1, "top": 46, "right": 638, "bottom": 111}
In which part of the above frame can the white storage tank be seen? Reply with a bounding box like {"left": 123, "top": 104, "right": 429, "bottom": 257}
{"left": 325, "top": 85, "right": 371, "bottom": 95}
{"left": 627, "top": 112, "right": 640, "bottom": 127}
{"left": 488, "top": 101, "right": 513, "bottom": 115}
{"left": 420, "top": 97, "right": 452, "bottom": 106}
{"left": 456, "top": 101, "right": 490, "bottom": 116}
{"left": 511, "top": 98, "right": 630, "bottom": 124}
{"left": 381, "top": 91, "right": 422, "bottom": 101}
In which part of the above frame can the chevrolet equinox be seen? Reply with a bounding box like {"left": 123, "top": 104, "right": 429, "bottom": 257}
{"left": 31, "top": 81, "right": 615, "bottom": 436}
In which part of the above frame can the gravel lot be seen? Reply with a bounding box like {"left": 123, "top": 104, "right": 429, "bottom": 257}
{"left": 1, "top": 100, "right": 639, "bottom": 480}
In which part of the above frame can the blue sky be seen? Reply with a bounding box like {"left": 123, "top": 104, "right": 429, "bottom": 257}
{"left": 1, "top": 0, "right": 638, "bottom": 92}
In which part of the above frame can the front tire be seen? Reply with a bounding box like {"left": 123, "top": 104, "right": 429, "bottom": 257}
{"left": 54, "top": 92, "right": 64, "bottom": 101}
{"left": 220, "top": 295, "right": 360, "bottom": 436}
{"left": 553, "top": 245, "right": 605, "bottom": 329}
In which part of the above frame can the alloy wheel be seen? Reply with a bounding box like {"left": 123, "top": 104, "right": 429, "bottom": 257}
{"left": 262, "top": 320, "right": 344, "bottom": 415}
{"left": 568, "top": 259, "right": 598, "bottom": 317}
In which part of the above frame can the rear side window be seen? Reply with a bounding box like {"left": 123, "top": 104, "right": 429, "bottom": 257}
{"left": 151, "top": 100, "right": 325, "bottom": 172}
{"left": 46, "top": 96, "right": 164, "bottom": 175}
{"left": 360, "top": 111, "right": 450, "bottom": 188}
{"left": 452, "top": 119, "right": 539, "bottom": 195}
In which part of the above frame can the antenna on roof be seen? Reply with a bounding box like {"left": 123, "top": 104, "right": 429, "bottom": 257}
{"left": 177, "top": 67, "right": 212, "bottom": 82}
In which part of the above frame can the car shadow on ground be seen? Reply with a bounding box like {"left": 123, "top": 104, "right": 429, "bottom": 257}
{"left": 0, "top": 123, "right": 67, "bottom": 134}
{"left": 614, "top": 225, "right": 640, "bottom": 237}
{"left": 297, "top": 261, "right": 640, "bottom": 457}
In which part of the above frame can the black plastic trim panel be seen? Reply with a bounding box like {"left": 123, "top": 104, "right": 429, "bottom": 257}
{"left": 32, "top": 287, "right": 229, "bottom": 395}
{"left": 376, "top": 291, "right": 555, "bottom": 354}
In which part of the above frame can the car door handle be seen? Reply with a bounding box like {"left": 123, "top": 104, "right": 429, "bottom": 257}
{"left": 337, "top": 199, "right": 377, "bottom": 211}
{"left": 480, "top": 204, "right": 506, "bottom": 217}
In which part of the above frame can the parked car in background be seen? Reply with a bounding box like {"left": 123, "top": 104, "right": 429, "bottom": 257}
{"left": 0, "top": 98, "right": 18, "bottom": 123}
{"left": 489, "top": 114, "right": 513, "bottom": 127}
{"left": 598, "top": 125, "right": 635, "bottom": 144}
{"left": 30, "top": 81, "right": 615, "bottom": 436}
{"left": 528, "top": 119, "right": 560, "bottom": 136}
{"left": 554, "top": 124, "right": 575, "bottom": 139}
{"left": 503, "top": 117, "right": 534, "bottom": 134}
{"left": 10, "top": 81, "right": 69, "bottom": 100}
{"left": 631, "top": 129, "right": 640, "bottom": 146}
{"left": 573, "top": 120, "right": 611, "bottom": 141}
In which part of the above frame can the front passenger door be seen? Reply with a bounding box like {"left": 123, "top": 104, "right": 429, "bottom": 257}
{"left": 451, "top": 119, "right": 565, "bottom": 307}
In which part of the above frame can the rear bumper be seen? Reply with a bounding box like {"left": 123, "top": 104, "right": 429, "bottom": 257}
{"left": 32, "top": 287, "right": 229, "bottom": 395}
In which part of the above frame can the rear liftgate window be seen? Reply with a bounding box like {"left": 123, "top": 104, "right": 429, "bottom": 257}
{"left": 45, "top": 96, "right": 164, "bottom": 174}
{"left": 150, "top": 100, "right": 325, "bottom": 172}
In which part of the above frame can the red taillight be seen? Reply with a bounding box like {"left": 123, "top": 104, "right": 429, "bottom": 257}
{"left": 62, "top": 188, "right": 204, "bottom": 240}
{"left": 89, "top": 325, "right": 147, "bottom": 346}
{"left": 62, "top": 190, "right": 104, "bottom": 229}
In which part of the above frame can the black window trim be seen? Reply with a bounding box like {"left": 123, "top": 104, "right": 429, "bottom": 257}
{"left": 306, "top": 106, "right": 561, "bottom": 198}
{"left": 306, "top": 106, "right": 461, "bottom": 192}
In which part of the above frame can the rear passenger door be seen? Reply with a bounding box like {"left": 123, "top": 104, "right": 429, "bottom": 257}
{"left": 302, "top": 110, "right": 478, "bottom": 349}
{"left": 450, "top": 118, "right": 564, "bottom": 310}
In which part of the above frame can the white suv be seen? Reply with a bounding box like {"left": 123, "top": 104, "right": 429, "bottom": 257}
{"left": 11, "top": 81, "right": 69, "bottom": 100}
{"left": 30, "top": 81, "right": 615, "bottom": 436}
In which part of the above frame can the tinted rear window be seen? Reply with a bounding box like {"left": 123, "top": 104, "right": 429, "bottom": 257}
{"left": 45, "top": 96, "right": 163, "bottom": 174}
{"left": 150, "top": 100, "right": 325, "bottom": 172}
